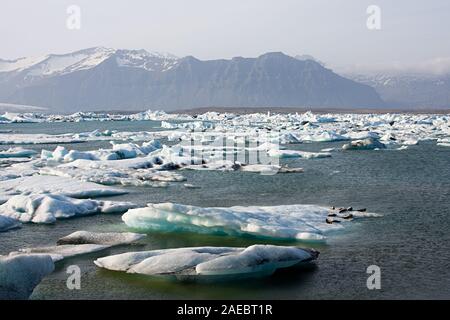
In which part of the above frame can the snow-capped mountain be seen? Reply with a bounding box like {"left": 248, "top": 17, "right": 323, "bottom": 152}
{"left": 0, "top": 48, "right": 385, "bottom": 112}
{"left": 349, "top": 73, "right": 450, "bottom": 109}
{"left": 0, "top": 47, "right": 179, "bottom": 78}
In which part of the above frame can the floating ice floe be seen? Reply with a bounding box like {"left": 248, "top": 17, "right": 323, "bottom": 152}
{"left": 122, "top": 203, "right": 380, "bottom": 242}
{"left": 0, "top": 215, "right": 21, "bottom": 232}
{"left": 11, "top": 231, "right": 146, "bottom": 262}
{"left": 0, "top": 112, "right": 44, "bottom": 123}
{"left": 238, "top": 164, "right": 282, "bottom": 174}
{"left": 41, "top": 140, "right": 162, "bottom": 163}
{"left": 183, "top": 183, "right": 201, "bottom": 189}
{"left": 0, "top": 159, "right": 44, "bottom": 182}
{"left": 0, "top": 157, "right": 32, "bottom": 166}
{"left": 0, "top": 133, "right": 84, "bottom": 145}
{"left": 342, "top": 138, "right": 386, "bottom": 150}
{"left": 267, "top": 149, "right": 332, "bottom": 159}
{"left": 0, "top": 110, "right": 448, "bottom": 151}
{"left": 0, "top": 254, "right": 54, "bottom": 299}
{"left": 0, "top": 129, "right": 168, "bottom": 146}
{"left": 94, "top": 245, "right": 318, "bottom": 281}
{"left": 301, "top": 131, "right": 347, "bottom": 142}
{"left": 40, "top": 154, "right": 186, "bottom": 186}
{"left": 0, "top": 194, "right": 136, "bottom": 224}
{"left": 437, "top": 138, "right": 450, "bottom": 147}
{"left": 0, "top": 147, "right": 37, "bottom": 158}
{"left": 0, "top": 175, "right": 127, "bottom": 201}
{"left": 438, "top": 142, "right": 450, "bottom": 147}
{"left": 57, "top": 230, "right": 146, "bottom": 246}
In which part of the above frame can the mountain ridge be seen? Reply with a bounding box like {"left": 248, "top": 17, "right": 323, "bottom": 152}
{"left": 0, "top": 47, "right": 385, "bottom": 112}
{"left": 348, "top": 72, "right": 450, "bottom": 109}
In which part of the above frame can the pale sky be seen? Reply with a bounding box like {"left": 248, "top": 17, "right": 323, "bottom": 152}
{"left": 1, "top": 0, "right": 450, "bottom": 74}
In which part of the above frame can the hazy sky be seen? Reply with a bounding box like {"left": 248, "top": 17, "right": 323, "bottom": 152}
{"left": 1, "top": 0, "right": 450, "bottom": 74}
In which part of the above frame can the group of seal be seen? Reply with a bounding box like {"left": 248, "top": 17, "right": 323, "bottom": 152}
{"left": 326, "top": 206, "right": 367, "bottom": 224}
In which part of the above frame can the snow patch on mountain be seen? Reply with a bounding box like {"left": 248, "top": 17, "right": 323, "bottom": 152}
{"left": 115, "top": 49, "right": 179, "bottom": 72}
{"left": 1, "top": 47, "right": 180, "bottom": 77}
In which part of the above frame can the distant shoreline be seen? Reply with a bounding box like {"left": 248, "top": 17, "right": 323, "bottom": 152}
{"left": 2, "top": 105, "right": 449, "bottom": 115}
{"left": 169, "top": 106, "right": 450, "bottom": 115}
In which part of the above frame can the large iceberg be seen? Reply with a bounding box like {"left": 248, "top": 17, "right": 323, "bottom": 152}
{"left": 0, "top": 254, "right": 54, "bottom": 299}
{"left": 0, "top": 194, "right": 136, "bottom": 224}
{"left": 94, "top": 245, "right": 318, "bottom": 281}
{"left": 122, "top": 203, "right": 379, "bottom": 241}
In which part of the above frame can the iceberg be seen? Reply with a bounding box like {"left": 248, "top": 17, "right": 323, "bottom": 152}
{"left": 342, "top": 138, "right": 386, "bottom": 150}
{"left": 301, "top": 131, "right": 347, "bottom": 142}
{"left": 0, "top": 194, "right": 136, "bottom": 224}
{"left": 0, "top": 109, "right": 448, "bottom": 154}
{"left": 122, "top": 203, "right": 379, "bottom": 241}
{"left": 0, "top": 175, "right": 127, "bottom": 200}
{"left": 11, "top": 231, "right": 146, "bottom": 262}
{"left": 0, "top": 147, "right": 37, "bottom": 158}
{"left": 239, "top": 164, "right": 283, "bottom": 174}
{"left": 41, "top": 140, "right": 162, "bottom": 163}
{"left": 13, "top": 244, "right": 111, "bottom": 262}
{"left": 0, "top": 133, "right": 84, "bottom": 145}
{"left": 57, "top": 230, "right": 146, "bottom": 246}
{"left": 267, "top": 149, "right": 332, "bottom": 159}
{"left": 437, "top": 142, "right": 450, "bottom": 147}
{"left": 0, "top": 254, "right": 54, "bottom": 299}
{"left": 94, "top": 245, "right": 319, "bottom": 281}
{"left": 41, "top": 159, "right": 186, "bottom": 186}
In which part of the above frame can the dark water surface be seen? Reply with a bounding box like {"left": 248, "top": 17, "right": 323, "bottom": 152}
{"left": 1, "top": 121, "right": 449, "bottom": 299}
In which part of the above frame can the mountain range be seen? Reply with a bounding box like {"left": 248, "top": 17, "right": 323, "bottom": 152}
{"left": 0, "top": 47, "right": 386, "bottom": 112}
{"left": 348, "top": 73, "right": 450, "bottom": 109}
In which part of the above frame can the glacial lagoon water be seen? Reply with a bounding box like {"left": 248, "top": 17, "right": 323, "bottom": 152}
{"left": 1, "top": 120, "right": 450, "bottom": 299}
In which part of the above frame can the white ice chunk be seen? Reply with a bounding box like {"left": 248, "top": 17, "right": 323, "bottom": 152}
{"left": 94, "top": 245, "right": 318, "bottom": 281}
{"left": 0, "top": 133, "right": 84, "bottom": 145}
{"left": 57, "top": 230, "right": 146, "bottom": 246}
{"left": 41, "top": 162, "right": 185, "bottom": 186}
{"left": 0, "top": 175, "right": 127, "bottom": 200}
{"left": 267, "top": 149, "right": 331, "bottom": 159}
{"left": 437, "top": 142, "right": 450, "bottom": 147}
{"left": 0, "top": 194, "right": 136, "bottom": 224}
{"left": 196, "top": 245, "right": 315, "bottom": 276}
{"left": 13, "top": 244, "right": 108, "bottom": 262}
{"left": 342, "top": 138, "right": 386, "bottom": 150}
